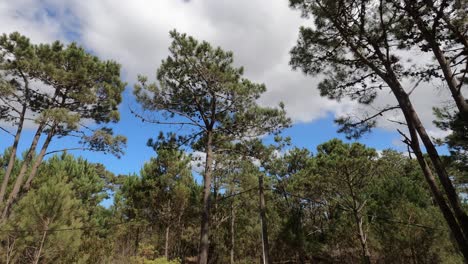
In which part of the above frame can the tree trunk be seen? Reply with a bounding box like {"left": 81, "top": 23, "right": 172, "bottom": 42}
{"left": 406, "top": 121, "right": 468, "bottom": 259}
{"left": 1, "top": 122, "right": 45, "bottom": 221}
{"left": 319, "top": 3, "right": 468, "bottom": 258}
{"left": 407, "top": 6, "right": 468, "bottom": 120}
{"left": 23, "top": 125, "right": 55, "bottom": 191}
{"left": 354, "top": 211, "right": 371, "bottom": 264}
{"left": 165, "top": 225, "right": 170, "bottom": 260}
{"left": 33, "top": 220, "right": 49, "bottom": 264}
{"left": 0, "top": 103, "right": 27, "bottom": 203}
{"left": 198, "top": 131, "right": 214, "bottom": 264}
{"left": 391, "top": 7, "right": 468, "bottom": 238}
{"left": 134, "top": 226, "right": 140, "bottom": 256}
{"left": 230, "top": 200, "right": 235, "bottom": 264}
{"left": 5, "top": 235, "right": 16, "bottom": 264}
{"left": 367, "top": 39, "right": 468, "bottom": 259}
{"left": 2, "top": 124, "right": 54, "bottom": 220}
{"left": 258, "top": 173, "right": 270, "bottom": 264}
{"left": 392, "top": 80, "right": 468, "bottom": 239}
{"left": 346, "top": 168, "right": 371, "bottom": 264}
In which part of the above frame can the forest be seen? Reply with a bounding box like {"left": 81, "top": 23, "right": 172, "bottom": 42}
{"left": 0, "top": 0, "right": 467, "bottom": 263}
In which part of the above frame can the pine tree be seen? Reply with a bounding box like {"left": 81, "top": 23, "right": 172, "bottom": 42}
{"left": 0, "top": 32, "right": 126, "bottom": 220}
{"left": 288, "top": 0, "right": 468, "bottom": 257}
{"left": 134, "top": 30, "right": 290, "bottom": 264}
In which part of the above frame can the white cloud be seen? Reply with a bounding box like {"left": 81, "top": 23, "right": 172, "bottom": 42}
{"left": 190, "top": 151, "right": 206, "bottom": 173}
{"left": 0, "top": 0, "right": 459, "bottom": 137}
{"left": 0, "top": 0, "right": 73, "bottom": 44}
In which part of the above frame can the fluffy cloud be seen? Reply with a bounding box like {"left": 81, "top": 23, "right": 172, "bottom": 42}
{"left": 0, "top": 0, "right": 456, "bottom": 134}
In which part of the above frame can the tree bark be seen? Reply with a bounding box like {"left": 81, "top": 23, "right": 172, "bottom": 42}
{"left": 345, "top": 167, "right": 371, "bottom": 264}
{"left": 390, "top": 79, "right": 468, "bottom": 239}
{"left": 399, "top": 6, "right": 468, "bottom": 234}
{"left": 316, "top": 1, "right": 468, "bottom": 259}
{"left": 23, "top": 125, "right": 55, "bottom": 191}
{"left": 198, "top": 130, "right": 214, "bottom": 264}
{"left": 2, "top": 124, "right": 55, "bottom": 220}
{"left": 354, "top": 211, "right": 371, "bottom": 264}
{"left": 165, "top": 225, "right": 170, "bottom": 260}
{"left": 259, "top": 173, "right": 270, "bottom": 264}
{"left": 230, "top": 200, "right": 235, "bottom": 264}
{"left": 1, "top": 69, "right": 31, "bottom": 204}
{"left": 1, "top": 122, "right": 45, "bottom": 221}
{"left": 0, "top": 103, "right": 27, "bottom": 203}
{"left": 366, "top": 32, "right": 468, "bottom": 258}
{"left": 405, "top": 120, "right": 468, "bottom": 259}
{"left": 387, "top": 94, "right": 468, "bottom": 260}
{"left": 354, "top": 21, "right": 468, "bottom": 253}
{"left": 406, "top": 4, "right": 468, "bottom": 120}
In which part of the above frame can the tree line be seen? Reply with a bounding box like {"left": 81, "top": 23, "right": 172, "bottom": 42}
{"left": 0, "top": 0, "right": 466, "bottom": 263}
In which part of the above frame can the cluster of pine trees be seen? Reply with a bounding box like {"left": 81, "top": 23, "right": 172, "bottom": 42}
{"left": 0, "top": 0, "right": 467, "bottom": 263}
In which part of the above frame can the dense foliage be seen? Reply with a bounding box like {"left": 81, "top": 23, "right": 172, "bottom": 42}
{"left": 0, "top": 1, "right": 467, "bottom": 262}
{"left": 0, "top": 140, "right": 463, "bottom": 263}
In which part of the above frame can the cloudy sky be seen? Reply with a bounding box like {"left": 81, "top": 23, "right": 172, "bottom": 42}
{"left": 0, "top": 0, "right": 452, "bottom": 175}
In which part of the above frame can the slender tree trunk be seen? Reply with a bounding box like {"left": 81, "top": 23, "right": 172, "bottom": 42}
{"left": 1, "top": 70, "right": 32, "bottom": 204}
{"left": 407, "top": 6, "right": 468, "bottom": 120}
{"left": 400, "top": 99, "right": 468, "bottom": 259}
{"left": 0, "top": 104, "right": 27, "bottom": 203}
{"left": 23, "top": 125, "right": 55, "bottom": 191}
{"left": 400, "top": 7, "right": 468, "bottom": 234}
{"left": 353, "top": 210, "right": 371, "bottom": 264}
{"left": 134, "top": 226, "right": 140, "bottom": 256}
{"left": 230, "top": 200, "right": 235, "bottom": 264}
{"left": 1, "top": 122, "right": 45, "bottom": 221}
{"left": 2, "top": 124, "right": 55, "bottom": 220}
{"left": 198, "top": 131, "right": 214, "bottom": 264}
{"left": 165, "top": 225, "right": 170, "bottom": 260}
{"left": 346, "top": 169, "right": 371, "bottom": 264}
{"left": 430, "top": 43, "right": 468, "bottom": 118}
{"left": 213, "top": 166, "right": 218, "bottom": 223}
{"left": 368, "top": 37, "right": 468, "bottom": 258}
{"left": 258, "top": 173, "right": 270, "bottom": 264}
{"left": 320, "top": 3, "right": 468, "bottom": 258}
{"left": 33, "top": 220, "right": 49, "bottom": 264}
{"left": 392, "top": 80, "right": 468, "bottom": 239}
{"left": 422, "top": 0, "right": 468, "bottom": 53}
{"left": 5, "top": 235, "right": 16, "bottom": 264}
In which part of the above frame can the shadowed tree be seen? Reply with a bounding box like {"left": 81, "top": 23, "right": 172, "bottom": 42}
{"left": 134, "top": 30, "right": 290, "bottom": 264}
{"left": 289, "top": 0, "right": 468, "bottom": 258}
{"left": 395, "top": 0, "right": 468, "bottom": 120}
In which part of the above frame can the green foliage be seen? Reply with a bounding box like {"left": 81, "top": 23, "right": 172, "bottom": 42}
{"left": 0, "top": 140, "right": 462, "bottom": 263}
{"left": 134, "top": 30, "right": 290, "bottom": 146}
{"left": 433, "top": 106, "right": 468, "bottom": 173}
{"left": 5, "top": 168, "right": 84, "bottom": 263}
{"left": 134, "top": 30, "right": 290, "bottom": 264}
{"left": 0, "top": 31, "right": 126, "bottom": 155}
{"left": 0, "top": 153, "right": 117, "bottom": 263}
{"left": 0, "top": 26, "right": 465, "bottom": 264}
{"left": 114, "top": 139, "right": 200, "bottom": 261}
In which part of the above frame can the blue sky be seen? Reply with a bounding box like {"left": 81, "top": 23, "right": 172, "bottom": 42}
{"left": 0, "top": 89, "right": 408, "bottom": 177}
{"left": 0, "top": 0, "right": 451, "bottom": 177}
